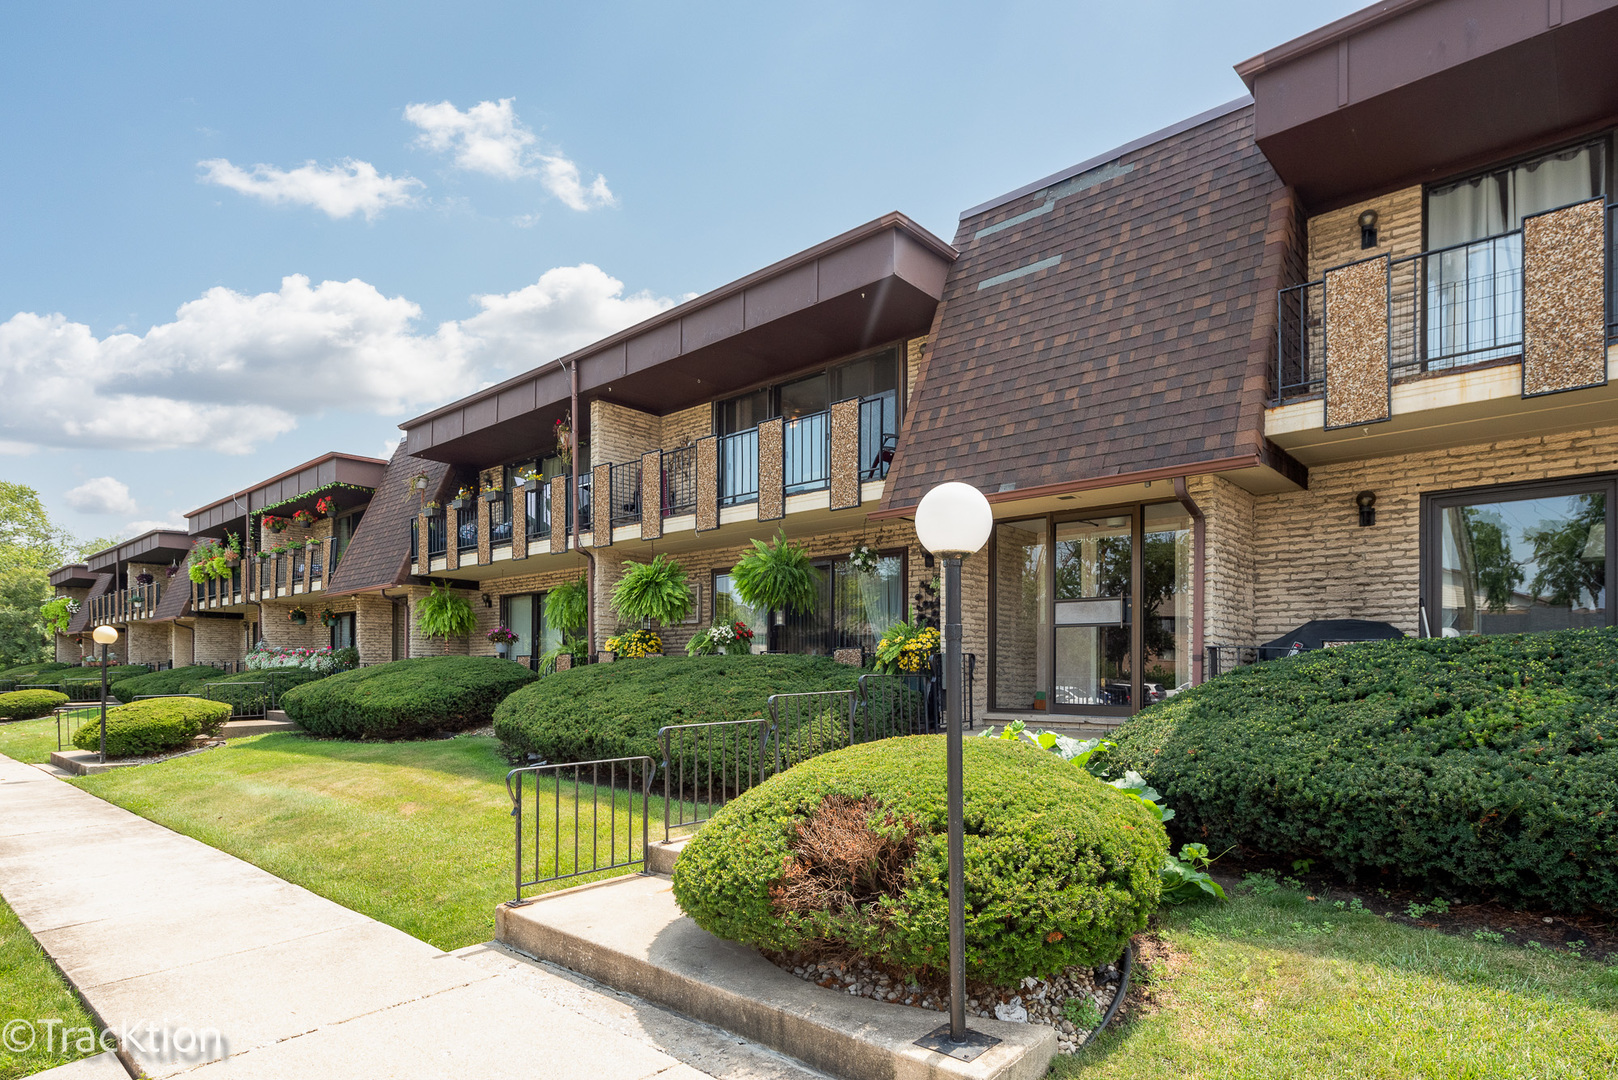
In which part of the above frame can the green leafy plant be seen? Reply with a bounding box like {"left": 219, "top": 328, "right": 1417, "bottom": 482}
{"left": 39, "top": 596, "right": 74, "bottom": 635}
{"left": 414, "top": 583, "right": 477, "bottom": 639}
{"left": 1062, "top": 995, "right": 1103, "bottom": 1031}
{"left": 1473, "top": 929, "right": 1505, "bottom": 943}
{"left": 1161, "top": 843, "right": 1227, "bottom": 904}
{"left": 186, "top": 532, "right": 241, "bottom": 583}
{"left": 978, "top": 718, "right": 1113, "bottom": 772}
{"left": 873, "top": 615, "right": 940, "bottom": 674}
{"left": 730, "top": 529, "right": 820, "bottom": 616}
{"left": 611, "top": 553, "right": 692, "bottom": 626}
{"left": 544, "top": 577, "right": 588, "bottom": 636}
{"left": 603, "top": 628, "right": 661, "bottom": 658}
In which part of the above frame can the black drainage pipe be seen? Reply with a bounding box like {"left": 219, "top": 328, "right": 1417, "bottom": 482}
{"left": 1085, "top": 943, "right": 1134, "bottom": 1045}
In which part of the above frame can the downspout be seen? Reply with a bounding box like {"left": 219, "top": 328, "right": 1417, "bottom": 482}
{"left": 563, "top": 358, "right": 595, "bottom": 660}
{"left": 1173, "top": 476, "right": 1206, "bottom": 686}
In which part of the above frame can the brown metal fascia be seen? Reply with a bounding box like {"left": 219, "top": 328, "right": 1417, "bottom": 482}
{"left": 1233, "top": 0, "right": 1434, "bottom": 88}
{"left": 184, "top": 451, "right": 389, "bottom": 519}
{"left": 869, "top": 454, "right": 1273, "bottom": 521}
{"left": 398, "top": 213, "right": 960, "bottom": 434}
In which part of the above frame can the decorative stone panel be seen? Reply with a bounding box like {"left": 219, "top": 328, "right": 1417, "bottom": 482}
{"left": 758, "top": 417, "right": 785, "bottom": 521}
{"left": 591, "top": 463, "right": 613, "bottom": 546}
{"left": 1323, "top": 255, "right": 1391, "bottom": 429}
{"left": 477, "top": 497, "right": 492, "bottom": 564}
{"left": 1522, "top": 198, "right": 1608, "bottom": 398}
{"left": 833, "top": 647, "right": 863, "bottom": 666}
{"left": 415, "top": 512, "right": 430, "bottom": 575}
{"left": 444, "top": 507, "right": 460, "bottom": 571}
{"left": 550, "top": 478, "right": 568, "bottom": 555}
{"left": 640, "top": 450, "right": 663, "bottom": 541}
{"left": 830, "top": 397, "right": 861, "bottom": 511}
{"left": 695, "top": 436, "right": 719, "bottom": 532}
{"left": 512, "top": 487, "right": 529, "bottom": 559}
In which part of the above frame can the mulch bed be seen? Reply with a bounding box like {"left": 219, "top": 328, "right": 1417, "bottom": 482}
{"left": 1213, "top": 858, "right": 1617, "bottom": 963}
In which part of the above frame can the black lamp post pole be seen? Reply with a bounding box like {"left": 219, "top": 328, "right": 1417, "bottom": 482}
{"left": 944, "top": 552, "right": 966, "bottom": 1043}
{"left": 98, "top": 641, "right": 109, "bottom": 764}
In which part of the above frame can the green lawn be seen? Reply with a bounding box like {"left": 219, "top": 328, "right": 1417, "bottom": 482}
{"left": 0, "top": 894, "right": 98, "bottom": 1080}
{"left": 71, "top": 733, "right": 673, "bottom": 950}
{"left": 0, "top": 711, "right": 91, "bottom": 764}
{"left": 1061, "top": 885, "right": 1618, "bottom": 1080}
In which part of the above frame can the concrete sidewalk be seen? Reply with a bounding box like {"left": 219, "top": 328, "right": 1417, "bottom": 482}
{"left": 0, "top": 753, "right": 799, "bottom": 1080}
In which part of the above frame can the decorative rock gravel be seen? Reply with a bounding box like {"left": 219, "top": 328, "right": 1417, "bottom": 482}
{"left": 767, "top": 949, "right": 1122, "bottom": 1055}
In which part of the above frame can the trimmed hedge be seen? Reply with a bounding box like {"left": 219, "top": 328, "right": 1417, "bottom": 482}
{"left": 27, "top": 666, "right": 150, "bottom": 701}
{"left": 110, "top": 666, "right": 223, "bottom": 703}
{"left": 111, "top": 666, "right": 325, "bottom": 714}
{"left": 0, "top": 689, "right": 69, "bottom": 721}
{"left": 1102, "top": 628, "right": 1618, "bottom": 914}
{"left": 493, "top": 655, "right": 865, "bottom": 771}
{"left": 280, "top": 656, "right": 537, "bottom": 738}
{"left": 672, "top": 737, "right": 1166, "bottom": 987}
{"left": 0, "top": 662, "right": 73, "bottom": 680}
{"left": 70, "top": 697, "right": 232, "bottom": 758}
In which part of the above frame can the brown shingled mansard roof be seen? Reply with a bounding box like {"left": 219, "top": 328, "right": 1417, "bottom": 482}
{"left": 66, "top": 573, "right": 111, "bottom": 635}
{"left": 322, "top": 444, "right": 452, "bottom": 596}
{"left": 878, "top": 100, "right": 1306, "bottom": 514}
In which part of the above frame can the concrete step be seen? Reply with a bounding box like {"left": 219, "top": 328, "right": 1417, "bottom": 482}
{"left": 222, "top": 716, "right": 301, "bottom": 738}
{"left": 31, "top": 762, "right": 78, "bottom": 779}
{"left": 646, "top": 837, "right": 691, "bottom": 876}
{"left": 497, "top": 875, "right": 1054, "bottom": 1080}
{"left": 19, "top": 1049, "right": 129, "bottom": 1078}
{"left": 47, "top": 750, "right": 143, "bottom": 776}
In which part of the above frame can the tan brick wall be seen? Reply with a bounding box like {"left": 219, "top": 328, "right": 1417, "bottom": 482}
{"left": 125, "top": 622, "right": 169, "bottom": 667}
{"left": 404, "top": 584, "right": 471, "bottom": 658}
{"left": 193, "top": 617, "right": 247, "bottom": 665}
{"left": 661, "top": 405, "right": 710, "bottom": 449}
{"left": 170, "top": 623, "right": 195, "bottom": 667}
{"left": 590, "top": 400, "right": 662, "bottom": 470}
{"left": 259, "top": 595, "right": 360, "bottom": 652}
{"left": 54, "top": 634, "right": 84, "bottom": 664}
{"left": 354, "top": 593, "right": 397, "bottom": 663}
{"left": 905, "top": 335, "right": 929, "bottom": 404}
{"left": 1249, "top": 425, "right": 1618, "bottom": 639}
{"left": 1191, "top": 476, "right": 1258, "bottom": 647}
{"left": 1307, "top": 185, "right": 1422, "bottom": 279}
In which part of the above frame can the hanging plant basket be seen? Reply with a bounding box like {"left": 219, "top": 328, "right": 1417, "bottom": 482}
{"left": 288, "top": 607, "right": 308, "bottom": 626}
{"left": 319, "top": 608, "right": 338, "bottom": 628}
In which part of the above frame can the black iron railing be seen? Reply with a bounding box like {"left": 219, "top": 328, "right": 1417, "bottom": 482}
{"left": 661, "top": 446, "right": 697, "bottom": 517}
{"left": 1204, "top": 643, "right": 1302, "bottom": 678}
{"left": 456, "top": 505, "right": 478, "bottom": 553}
{"left": 1607, "top": 202, "right": 1617, "bottom": 343}
{"left": 1275, "top": 278, "right": 1325, "bottom": 400}
{"left": 507, "top": 756, "right": 653, "bottom": 902}
{"left": 658, "top": 717, "right": 767, "bottom": 841}
{"left": 1391, "top": 231, "right": 1523, "bottom": 376}
{"left": 783, "top": 410, "right": 830, "bottom": 495}
{"left": 609, "top": 462, "right": 641, "bottom": 530}
{"left": 525, "top": 484, "right": 551, "bottom": 540}
{"left": 489, "top": 493, "right": 513, "bottom": 546}
{"left": 426, "top": 514, "right": 447, "bottom": 557}
{"left": 577, "top": 474, "right": 592, "bottom": 532}
{"left": 859, "top": 392, "right": 899, "bottom": 482}
{"left": 719, "top": 428, "right": 759, "bottom": 507}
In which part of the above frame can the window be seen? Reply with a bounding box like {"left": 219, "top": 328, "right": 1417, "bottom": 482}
{"left": 1424, "top": 478, "right": 1614, "bottom": 637}
{"left": 334, "top": 509, "right": 365, "bottom": 565}
{"left": 714, "top": 346, "right": 901, "bottom": 435}
{"left": 713, "top": 552, "right": 904, "bottom": 656}
{"left": 500, "top": 592, "right": 563, "bottom": 660}
{"left": 1428, "top": 138, "right": 1609, "bottom": 249}
{"left": 330, "top": 613, "right": 356, "bottom": 650}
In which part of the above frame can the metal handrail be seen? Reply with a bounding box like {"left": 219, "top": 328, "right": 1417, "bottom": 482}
{"left": 609, "top": 462, "right": 641, "bottom": 529}
{"left": 456, "top": 505, "right": 478, "bottom": 553}
{"left": 783, "top": 410, "right": 831, "bottom": 495}
{"left": 719, "top": 428, "right": 759, "bottom": 506}
{"left": 661, "top": 446, "right": 697, "bottom": 517}
{"left": 525, "top": 483, "right": 551, "bottom": 540}
{"left": 507, "top": 755, "right": 653, "bottom": 903}
{"left": 657, "top": 717, "right": 769, "bottom": 842}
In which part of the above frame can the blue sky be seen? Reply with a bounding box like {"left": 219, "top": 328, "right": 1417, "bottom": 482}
{"left": 0, "top": 1, "right": 1364, "bottom": 548}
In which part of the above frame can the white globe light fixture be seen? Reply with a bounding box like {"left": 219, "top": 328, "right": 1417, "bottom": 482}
{"left": 90, "top": 624, "right": 119, "bottom": 763}
{"left": 912, "top": 481, "right": 995, "bottom": 1056}
{"left": 914, "top": 481, "right": 993, "bottom": 557}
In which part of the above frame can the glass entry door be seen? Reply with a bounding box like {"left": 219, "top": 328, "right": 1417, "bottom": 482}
{"left": 1053, "top": 514, "right": 1134, "bottom": 713}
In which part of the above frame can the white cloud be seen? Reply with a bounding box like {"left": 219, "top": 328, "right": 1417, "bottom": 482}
{"left": 405, "top": 98, "right": 614, "bottom": 209}
{"left": 121, "top": 514, "right": 187, "bottom": 537}
{"left": 0, "top": 266, "right": 674, "bottom": 455}
{"left": 199, "top": 158, "right": 422, "bottom": 220}
{"left": 64, "top": 476, "right": 138, "bottom": 515}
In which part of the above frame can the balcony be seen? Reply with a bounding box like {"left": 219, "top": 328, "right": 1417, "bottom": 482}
{"left": 89, "top": 582, "right": 162, "bottom": 625}
{"left": 1267, "top": 199, "right": 1618, "bottom": 464}
{"left": 408, "top": 390, "right": 899, "bottom": 574}
{"left": 188, "top": 537, "right": 339, "bottom": 610}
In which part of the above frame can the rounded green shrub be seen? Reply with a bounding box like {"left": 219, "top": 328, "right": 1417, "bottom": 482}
{"left": 0, "top": 661, "right": 73, "bottom": 681}
{"left": 0, "top": 689, "right": 69, "bottom": 720}
{"left": 70, "top": 697, "right": 232, "bottom": 758}
{"left": 672, "top": 736, "right": 1166, "bottom": 987}
{"left": 32, "top": 666, "right": 151, "bottom": 701}
{"left": 202, "top": 668, "right": 326, "bottom": 716}
{"left": 1102, "top": 628, "right": 1618, "bottom": 914}
{"left": 493, "top": 655, "right": 863, "bottom": 775}
{"left": 280, "top": 656, "right": 536, "bottom": 739}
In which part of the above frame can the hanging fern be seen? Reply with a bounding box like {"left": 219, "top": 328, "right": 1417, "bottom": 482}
{"left": 731, "top": 530, "right": 821, "bottom": 615}
{"left": 611, "top": 553, "right": 692, "bottom": 627}
{"left": 415, "top": 582, "right": 477, "bottom": 639}
{"left": 544, "top": 577, "right": 589, "bottom": 635}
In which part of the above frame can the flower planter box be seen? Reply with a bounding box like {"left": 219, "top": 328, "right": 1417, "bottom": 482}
{"left": 448, "top": 499, "right": 468, "bottom": 511}
{"left": 520, "top": 479, "right": 543, "bottom": 493}
{"left": 482, "top": 490, "right": 503, "bottom": 503}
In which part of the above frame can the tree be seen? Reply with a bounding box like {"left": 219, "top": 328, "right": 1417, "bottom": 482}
{"left": 0, "top": 483, "right": 110, "bottom": 667}
{"left": 1524, "top": 494, "right": 1607, "bottom": 610}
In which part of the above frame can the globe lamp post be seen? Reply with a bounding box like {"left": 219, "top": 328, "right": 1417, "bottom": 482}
{"left": 913, "top": 482, "right": 993, "bottom": 1046}
{"left": 91, "top": 624, "right": 118, "bottom": 764}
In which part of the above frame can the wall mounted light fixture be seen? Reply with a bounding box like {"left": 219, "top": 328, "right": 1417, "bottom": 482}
{"left": 1356, "top": 490, "right": 1377, "bottom": 527}
{"left": 481, "top": 593, "right": 492, "bottom": 608}
{"left": 1358, "top": 209, "right": 1379, "bottom": 250}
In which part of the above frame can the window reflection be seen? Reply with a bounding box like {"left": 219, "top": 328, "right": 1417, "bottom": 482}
{"left": 1439, "top": 492, "right": 1607, "bottom": 635}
